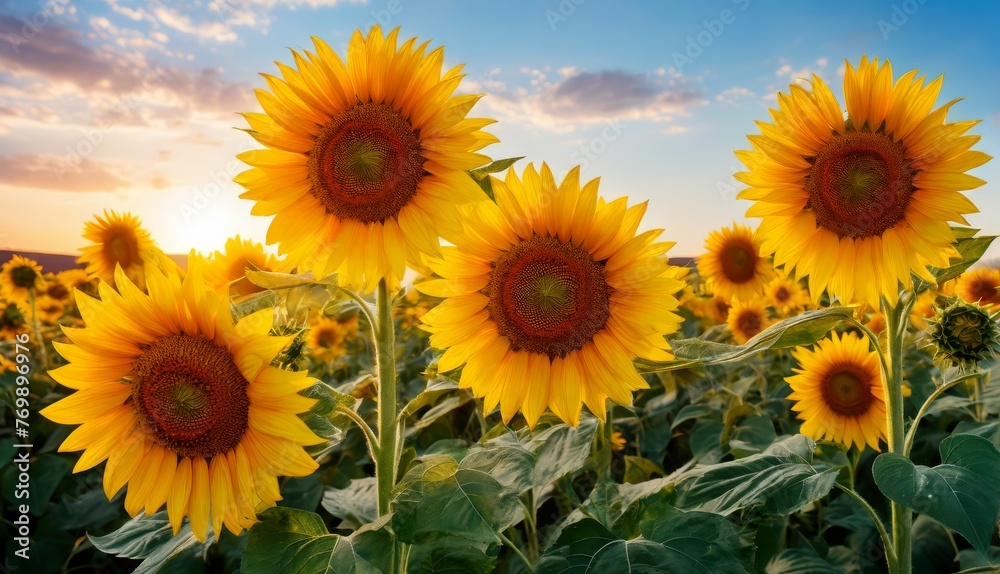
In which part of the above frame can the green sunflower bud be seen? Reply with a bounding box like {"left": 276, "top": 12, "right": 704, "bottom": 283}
{"left": 928, "top": 301, "right": 1000, "bottom": 370}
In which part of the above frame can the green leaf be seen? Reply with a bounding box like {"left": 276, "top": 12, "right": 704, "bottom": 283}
{"left": 729, "top": 415, "right": 778, "bottom": 457}
{"left": 321, "top": 477, "right": 378, "bottom": 529}
{"left": 537, "top": 506, "right": 752, "bottom": 574}
{"left": 279, "top": 475, "right": 324, "bottom": 512}
{"left": 400, "top": 377, "right": 459, "bottom": 419}
{"left": 405, "top": 534, "right": 496, "bottom": 574}
{"left": 873, "top": 433, "right": 1000, "bottom": 554}
{"left": 302, "top": 382, "right": 358, "bottom": 441}
{"left": 245, "top": 269, "right": 339, "bottom": 291}
{"left": 89, "top": 511, "right": 212, "bottom": 574}
{"left": 242, "top": 507, "right": 392, "bottom": 574}
{"left": 673, "top": 435, "right": 839, "bottom": 515}
{"left": 765, "top": 548, "right": 843, "bottom": 574}
{"left": 390, "top": 445, "right": 535, "bottom": 544}
{"left": 670, "top": 404, "right": 717, "bottom": 430}
{"left": 469, "top": 156, "right": 524, "bottom": 181}
{"left": 638, "top": 307, "right": 853, "bottom": 373}
{"left": 929, "top": 228, "right": 997, "bottom": 284}
{"left": 527, "top": 415, "right": 599, "bottom": 487}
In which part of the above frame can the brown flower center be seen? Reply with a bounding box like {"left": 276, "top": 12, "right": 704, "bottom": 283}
{"left": 131, "top": 334, "right": 250, "bottom": 458}
{"left": 806, "top": 131, "right": 915, "bottom": 239}
{"left": 46, "top": 282, "right": 70, "bottom": 301}
{"left": 736, "top": 310, "right": 763, "bottom": 339}
{"left": 720, "top": 239, "right": 758, "bottom": 283}
{"left": 822, "top": 367, "right": 874, "bottom": 416}
{"left": 968, "top": 279, "right": 1000, "bottom": 305}
{"left": 11, "top": 265, "right": 38, "bottom": 288}
{"left": 487, "top": 235, "right": 611, "bottom": 358}
{"left": 774, "top": 286, "right": 790, "bottom": 303}
{"left": 308, "top": 102, "right": 425, "bottom": 224}
{"left": 103, "top": 230, "right": 139, "bottom": 269}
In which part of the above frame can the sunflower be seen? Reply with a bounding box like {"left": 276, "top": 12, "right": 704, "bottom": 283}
{"left": 787, "top": 331, "right": 887, "bottom": 450}
{"left": 77, "top": 211, "right": 173, "bottom": 291}
{"left": 955, "top": 267, "right": 1000, "bottom": 310}
{"left": 726, "top": 298, "right": 771, "bottom": 344}
{"left": 57, "top": 268, "right": 94, "bottom": 292}
{"left": 737, "top": 56, "right": 991, "bottom": 307}
{"left": 40, "top": 273, "right": 72, "bottom": 303}
{"left": 697, "top": 223, "right": 771, "bottom": 302}
{"left": 29, "top": 296, "right": 65, "bottom": 324}
{"left": 40, "top": 259, "right": 323, "bottom": 542}
{"left": 236, "top": 25, "right": 497, "bottom": 292}
{"left": 418, "top": 163, "right": 684, "bottom": 426}
{"left": 0, "top": 255, "right": 45, "bottom": 305}
{"left": 206, "top": 236, "right": 294, "bottom": 297}
{"left": 766, "top": 274, "right": 809, "bottom": 316}
{"left": 307, "top": 315, "right": 359, "bottom": 362}
{"left": 865, "top": 311, "right": 887, "bottom": 334}
{"left": 0, "top": 300, "right": 26, "bottom": 339}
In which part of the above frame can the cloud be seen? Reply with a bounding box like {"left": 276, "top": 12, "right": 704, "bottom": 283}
{"left": 715, "top": 86, "right": 755, "bottom": 104}
{"left": 471, "top": 67, "right": 705, "bottom": 131}
{"left": 0, "top": 154, "right": 129, "bottom": 192}
{"left": 0, "top": 15, "right": 253, "bottom": 125}
{"left": 152, "top": 5, "right": 238, "bottom": 43}
{"left": 177, "top": 132, "right": 225, "bottom": 147}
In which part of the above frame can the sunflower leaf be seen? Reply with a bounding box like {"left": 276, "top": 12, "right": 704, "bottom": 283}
{"left": 469, "top": 156, "right": 524, "bottom": 180}
{"left": 537, "top": 503, "right": 753, "bottom": 574}
{"left": 671, "top": 434, "right": 839, "bottom": 515}
{"left": 637, "top": 307, "right": 853, "bottom": 372}
{"left": 929, "top": 228, "right": 997, "bottom": 284}
{"left": 88, "top": 511, "right": 213, "bottom": 574}
{"left": 872, "top": 433, "right": 1000, "bottom": 554}
{"left": 242, "top": 507, "right": 393, "bottom": 574}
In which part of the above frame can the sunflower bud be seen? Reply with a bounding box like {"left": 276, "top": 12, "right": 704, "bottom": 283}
{"left": 929, "top": 301, "right": 1000, "bottom": 369}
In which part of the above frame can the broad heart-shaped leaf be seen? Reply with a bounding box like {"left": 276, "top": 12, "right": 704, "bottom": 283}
{"left": 242, "top": 507, "right": 393, "bottom": 574}
{"left": 637, "top": 307, "right": 853, "bottom": 373}
{"left": 525, "top": 414, "right": 599, "bottom": 487}
{"left": 672, "top": 435, "right": 839, "bottom": 515}
{"left": 537, "top": 505, "right": 752, "bottom": 574}
{"left": 873, "top": 433, "right": 1000, "bottom": 554}
{"left": 390, "top": 446, "right": 535, "bottom": 544}
{"left": 404, "top": 533, "right": 496, "bottom": 574}
{"left": 928, "top": 228, "right": 997, "bottom": 284}
{"left": 89, "top": 511, "right": 213, "bottom": 574}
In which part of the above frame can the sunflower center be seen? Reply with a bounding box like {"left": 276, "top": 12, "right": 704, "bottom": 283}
{"left": 131, "top": 334, "right": 250, "bottom": 458}
{"left": 487, "top": 235, "right": 611, "bottom": 358}
{"left": 307, "top": 102, "right": 425, "bottom": 224}
{"left": 721, "top": 240, "right": 758, "bottom": 283}
{"left": 46, "top": 282, "right": 70, "bottom": 300}
{"left": 736, "top": 311, "right": 763, "bottom": 339}
{"left": 806, "top": 131, "right": 914, "bottom": 239}
{"left": 11, "top": 265, "right": 38, "bottom": 288}
{"left": 822, "top": 368, "right": 873, "bottom": 416}
{"left": 968, "top": 279, "right": 1000, "bottom": 305}
{"left": 103, "top": 231, "right": 138, "bottom": 269}
{"left": 774, "top": 286, "right": 790, "bottom": 303}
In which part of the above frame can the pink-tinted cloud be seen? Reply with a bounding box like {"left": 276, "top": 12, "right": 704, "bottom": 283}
{"left": 0, "top": 154, "right": 128, "bottom": 192}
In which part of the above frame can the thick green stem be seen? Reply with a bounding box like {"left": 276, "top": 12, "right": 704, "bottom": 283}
{"left": 374, "top": 279, "right": 399, "bottom": 516}
{"left": 882, "top": 297, "right": 912, "bottom": 574}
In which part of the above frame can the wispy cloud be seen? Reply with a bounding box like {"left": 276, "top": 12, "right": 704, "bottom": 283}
{"left": 469, "top": 67, "right": 705, "bottom": 132}
{"left": 0, "top": 154, "right": 129, "bottom": 192}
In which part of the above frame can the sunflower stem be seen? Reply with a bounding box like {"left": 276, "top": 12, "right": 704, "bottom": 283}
{"left": 834, "top": 483, "right": 896, "bottom": 573}
{"left": 882, "top": 295, "right": 914, "bottom": 574}
{"left": 374, "top": 279, "right": 399, "bottom": 517}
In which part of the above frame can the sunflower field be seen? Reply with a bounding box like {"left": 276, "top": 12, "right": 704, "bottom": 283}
{"left": 3, "top": 25, "right": 1000, "bottom": 574}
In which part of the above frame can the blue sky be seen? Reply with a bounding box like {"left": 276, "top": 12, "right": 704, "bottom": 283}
{"left": 1, "top": 0, "right": 998, "bottom": 262}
